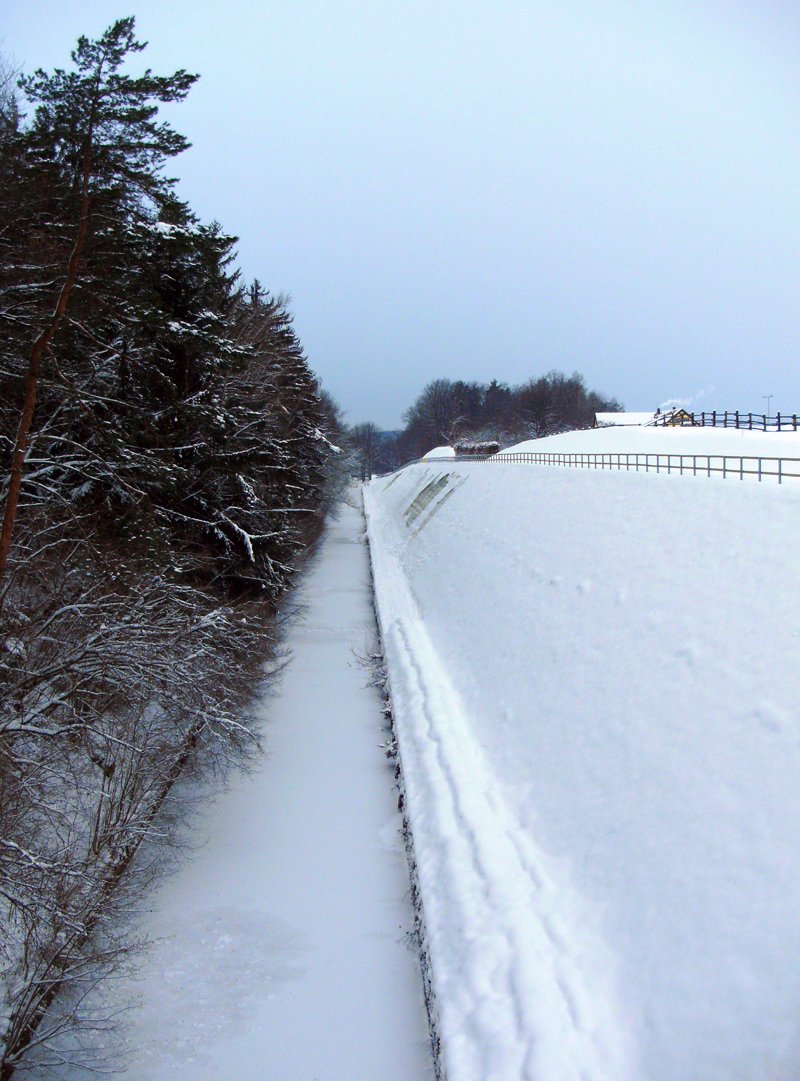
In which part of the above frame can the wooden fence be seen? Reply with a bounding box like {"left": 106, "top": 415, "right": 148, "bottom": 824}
{"left": 652, "top": 410, "right": 799, "bottom": 432}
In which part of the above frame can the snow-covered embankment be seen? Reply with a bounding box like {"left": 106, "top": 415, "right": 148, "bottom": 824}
{"left": 365, "top": 442, "right": 800, "bottom": 1081}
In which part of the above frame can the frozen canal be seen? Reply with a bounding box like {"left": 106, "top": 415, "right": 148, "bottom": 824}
{"left": 76, "top": 493, "right": 434, "bottom": 1080}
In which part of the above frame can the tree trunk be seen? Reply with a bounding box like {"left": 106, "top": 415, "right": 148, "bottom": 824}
{"left": 0, "top": 90, "right": 99, "bottom": 580}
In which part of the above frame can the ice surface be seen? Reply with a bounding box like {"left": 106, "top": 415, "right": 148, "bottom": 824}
{"left": 365, "top": 445, "right": 800, "bottom": 1081}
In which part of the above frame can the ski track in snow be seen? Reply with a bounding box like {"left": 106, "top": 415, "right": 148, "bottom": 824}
{"left": 366, "top": 484, "right": 637, "bottom": 1081}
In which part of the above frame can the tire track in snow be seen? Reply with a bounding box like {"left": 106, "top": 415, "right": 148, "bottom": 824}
{"left": 365, "top": 485, "right": 637, "bottom": 1081}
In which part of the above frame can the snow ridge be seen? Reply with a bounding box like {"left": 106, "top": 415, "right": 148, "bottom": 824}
{"left": 365, "top": 484, "right": 636, "bottom": 1081}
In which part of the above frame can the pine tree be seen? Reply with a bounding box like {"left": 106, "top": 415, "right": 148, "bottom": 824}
{"left": 0, "top": 17, "right": 198, "bottom": 577}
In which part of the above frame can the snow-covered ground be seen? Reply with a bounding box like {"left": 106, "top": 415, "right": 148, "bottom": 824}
{"left": 364, "top": 426, "right": 800, "bottom": 1081}
{"left": 513, "top": 423, "right": 800, "bottom": 461}
{"left": 58, "top": 495, "right": 433, "bottom": 1081}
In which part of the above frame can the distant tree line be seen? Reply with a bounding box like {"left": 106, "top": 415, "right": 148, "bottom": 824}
{"left": 0, "top": 21, "right": 345, "bottom": 1074}
{"left": 349, "top": 371, "right": 622, "bottom": 476}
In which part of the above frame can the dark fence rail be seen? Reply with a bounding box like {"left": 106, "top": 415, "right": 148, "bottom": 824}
{"left": 651, "top": 410, "right": 799, "bottom": 431}
{"left": 420, "top": 451, "right": 800, "bottom": 484}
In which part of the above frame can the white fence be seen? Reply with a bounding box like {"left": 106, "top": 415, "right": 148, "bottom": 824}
{"left": 422, "top": 451, "right": 800, "bottom": 484}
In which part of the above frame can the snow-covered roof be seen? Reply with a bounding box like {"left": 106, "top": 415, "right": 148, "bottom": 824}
{"left": 420, "top": 445, "right": 455, "bottom": 460}
{"left": 595, "top": 412, "right": 657, "bottom": 427}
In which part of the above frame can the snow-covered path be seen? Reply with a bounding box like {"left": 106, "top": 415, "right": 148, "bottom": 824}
{"left": 67, "top": 494, "right": 433, "bottom": 1081}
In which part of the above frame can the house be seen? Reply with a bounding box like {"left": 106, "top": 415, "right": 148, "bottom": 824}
{"left": 659, "top": 408, "right": 696, "bottom": 426}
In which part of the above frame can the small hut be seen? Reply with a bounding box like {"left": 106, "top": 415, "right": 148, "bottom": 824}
{"left": 661, "top": 408, "right": 696, "bottom": 426}
{"left": 454, "top": 440, "right": 501, "bottom": 457}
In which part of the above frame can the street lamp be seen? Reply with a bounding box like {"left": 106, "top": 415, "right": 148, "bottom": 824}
{"left": 764, "top": 395, "right": 773, "bottom": 418}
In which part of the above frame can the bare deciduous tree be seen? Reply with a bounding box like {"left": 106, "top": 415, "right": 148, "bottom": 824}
{"left": 349, "top": 422, "right": 384, "bottom": 480}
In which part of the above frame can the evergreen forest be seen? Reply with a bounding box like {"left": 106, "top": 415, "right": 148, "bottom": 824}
{"left": 0, "top": 20, "right": 345, "bottom": 1074}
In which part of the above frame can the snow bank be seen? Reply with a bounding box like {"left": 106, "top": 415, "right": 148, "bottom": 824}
{"left": 365, "top": 457, "right": 800, "bottom": 1080}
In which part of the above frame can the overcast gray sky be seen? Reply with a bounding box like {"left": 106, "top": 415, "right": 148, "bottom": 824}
{"left": 4, "top": 0, "right": 800, "bottom": 427}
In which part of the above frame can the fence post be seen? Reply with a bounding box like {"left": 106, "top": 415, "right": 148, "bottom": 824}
{"left": 749, "top": 413, "right": 752, "bottom": 429}
{"left": 778, "top": 412, "right": 782, "bottom": 431}
{"left": 779, "top": 459, "right": 782, "bottom": 484}
{"left": 758, "top": 457, "right": 762, "bottom": 482}
{"left": 794, "top": 415, "right": 797, "bottom": 431}
{"left": 735, "top": 410, "right": 739, "bottom": 429}
{"left": 713, "top": 410, "right": 717, "bottom": 427}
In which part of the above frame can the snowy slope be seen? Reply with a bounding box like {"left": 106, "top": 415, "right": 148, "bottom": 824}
{"left": 511, "top": 423, "right": 800, "bottom": 461}
{"left": 365, "top": 439, "right": 800, "bottom": 1081}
